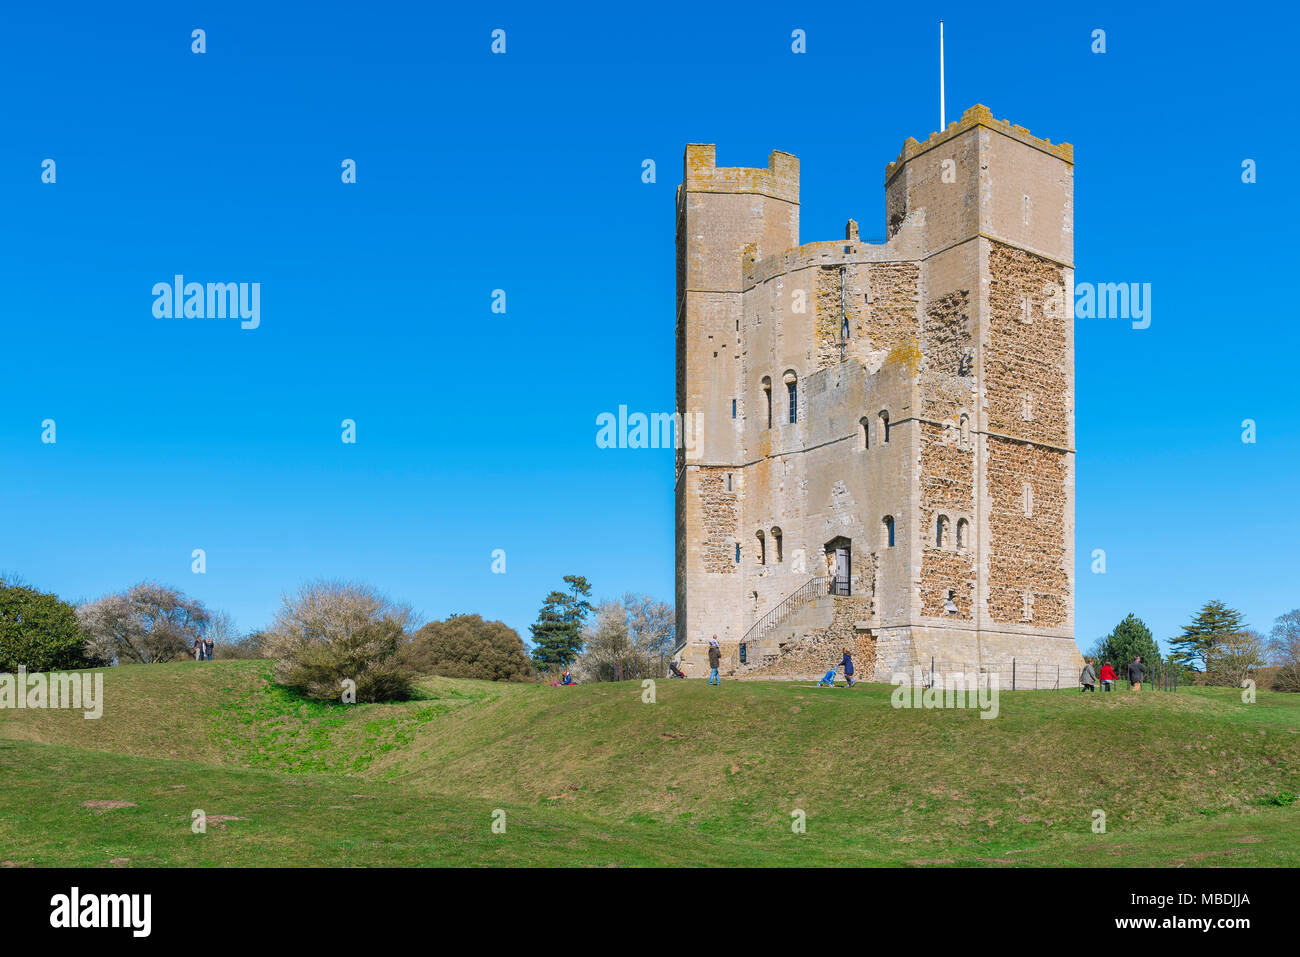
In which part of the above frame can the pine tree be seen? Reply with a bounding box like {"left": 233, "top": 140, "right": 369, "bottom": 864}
{"left": 528, "top": 576, "right": 594, "bottom": 669}
{"left": 1169, "top": 600, "right": 1246, "bottom": 673}
{"left": 1098, "top": 613, "right": 1160, "bottom": 672}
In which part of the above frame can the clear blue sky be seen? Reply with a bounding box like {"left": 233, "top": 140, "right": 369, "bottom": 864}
{"left": 2, "top": 2, "right": 1296, "bottom": 655}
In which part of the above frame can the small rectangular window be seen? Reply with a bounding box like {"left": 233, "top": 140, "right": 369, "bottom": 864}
{"left": 734, "top": 543, "right": 740, "bottom": 563}
{"left": 731, "top": 399, "right": 737, "bottom": 419}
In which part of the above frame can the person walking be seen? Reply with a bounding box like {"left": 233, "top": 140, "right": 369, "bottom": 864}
{"left": 192, "top": 636, "right": 203, "bottom": 661}
{"left": 1099, "top": 661, "right": 1117, "bottom": 692}
{"left": 1080, "top": 657, "right": 1097, "bottom": 693}
{"left": 841, "top": 648, "right": 855, "bottom": 688}
{"left": 1128, "top": 656, "right": 1144, "bottom": 691}
{"left": 707, "top": 636, "right": 722, "bottom": 687}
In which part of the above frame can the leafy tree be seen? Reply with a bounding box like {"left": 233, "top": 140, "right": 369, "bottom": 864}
{"left": 264, "top": 580, "right": 414, "bottom": 702}
{"left": 77, "top": 582, "right": 212, "bottom": 664}
{"left": 528, "top": 575, "right": 593, "bottom": 668}
{"left": 0, "top": 580, "right": 90, "bottom": 672}
{"left": 1096, "top": 613, "right": 1160, "bottom": 673}
{"left": 404, "top": 614, "right": 532, "bottom": 681}
{"left": 1170, "top": 600, "right": 1246, "bottom": 673}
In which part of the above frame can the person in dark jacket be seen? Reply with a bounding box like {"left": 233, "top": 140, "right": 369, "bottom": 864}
{"left": 707, "top": 637, "right": 721, "bottom": 686}
{"left": 1080, "top": 657, "right": 1097, "bottom": 693}
{"left": 1127, "top": 656, "right": 1144, "bottom": 691}
{"left": 841, "top": 648, "right": 855, "bottom": 687}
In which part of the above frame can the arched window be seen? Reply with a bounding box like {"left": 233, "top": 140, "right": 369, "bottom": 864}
{"left": 945, "top": 589, "right": 959, "bottom": 615}
{"left": 936, "top": 515, "right": 950, "bottom": 549}
{"left": 771, "top": 527, "right": 783, "bottom": 563}
{"left": 879, "top": 410, "right": 890, "bottom": 443}
{"left": 956, "top": 518, "right": 968, "bottom": 552}
{"left": 883, "top": 515, "right": 895, "bottom": 548}
{"left": 959, "top": 413, "right": 970, "bottom": 449}
{"left": 784, "top": 371, "right": 798, "bottom": 424}
{"left": 756, "top": 530, "right": 766, "bottom": 566}
{"left": 860, "top": 416, "right": 869, "bottom": 450}
{"left": 761, "top": 376, "right": 772, "bottom": 429}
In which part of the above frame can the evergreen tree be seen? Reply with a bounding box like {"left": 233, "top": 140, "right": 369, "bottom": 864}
{"left": 1170, "top": 600, "right": 1246, "bottom": 673}
{"left": 528, "top": 575, "right": 593, "bottom": 669}
{"left": 1097, "top": 613, "right": 1160, "bottom": 671}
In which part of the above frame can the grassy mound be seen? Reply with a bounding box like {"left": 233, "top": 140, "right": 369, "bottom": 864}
{"left": 2, "top": 660, "right": 1297, "bottom": 866}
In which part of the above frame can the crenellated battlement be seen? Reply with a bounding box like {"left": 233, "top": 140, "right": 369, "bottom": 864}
{"left": 683, "top": 144, "right": 799, "bottom": 203}
{"left": 885, "top": 104, "right": 1073, "bottom": 185}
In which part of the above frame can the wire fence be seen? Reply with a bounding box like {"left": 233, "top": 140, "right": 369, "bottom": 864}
{"left": 899, "top": 657, "right": 1180, "bottom": 692}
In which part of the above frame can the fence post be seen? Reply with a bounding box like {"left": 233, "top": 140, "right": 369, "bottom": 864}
{"left": 1012, "top": 658, "right": 1016, "bottom": 691}
{"left": 931, "top": 655, "right": 935, "bottom": 689}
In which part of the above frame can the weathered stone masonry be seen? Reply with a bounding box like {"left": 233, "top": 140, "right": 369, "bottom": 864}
{"left": 675, "top": 105, "right": 1082, "bottom": 686}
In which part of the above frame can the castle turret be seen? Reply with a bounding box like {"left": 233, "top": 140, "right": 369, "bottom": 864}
{"left": 674, "top": 147, "right": 799, "bottom": 666}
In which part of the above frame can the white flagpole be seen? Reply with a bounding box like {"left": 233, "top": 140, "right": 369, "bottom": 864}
{"left": 939, "top": 20, "right": 946, "bottom": 131}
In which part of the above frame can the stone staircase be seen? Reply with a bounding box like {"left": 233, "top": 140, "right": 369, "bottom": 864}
{"left": 745, "top": 595, "right": 836, "bottom": 664}
{"left": 739, "top": 590, "right": 875, "bottom": 679}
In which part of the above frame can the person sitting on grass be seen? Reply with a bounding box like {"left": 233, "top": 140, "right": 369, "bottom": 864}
{"left": 561, "top": 669, "right": 574, "bottom": 686}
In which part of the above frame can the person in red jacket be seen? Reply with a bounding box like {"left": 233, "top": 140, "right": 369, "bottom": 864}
{"left": 1099, "top": 661, "right": 1117, "bottom": 692}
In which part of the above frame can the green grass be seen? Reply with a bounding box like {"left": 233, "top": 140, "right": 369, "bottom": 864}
{"left": 2, "top": 660, "right": 1298, "bottom": 866}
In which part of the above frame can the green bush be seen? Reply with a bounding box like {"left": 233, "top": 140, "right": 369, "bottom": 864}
{"left": 265, "top": 581, "right": 414, "bottom": 703}
{"left": 274, "top": 618, "right": 413, "bottom": 703}
{"left": 404, "top": 614, "right": 532, "bottom": 682}
{"left": 0, "top": 581, "right": 90, "bottom": 672}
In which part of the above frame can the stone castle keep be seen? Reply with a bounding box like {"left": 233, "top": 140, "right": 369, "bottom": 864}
{"left": 674, "top": 104, "right": 1083, "bottom": 686}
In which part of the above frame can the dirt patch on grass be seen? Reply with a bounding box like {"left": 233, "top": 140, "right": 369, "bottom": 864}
{"left": 82, "top": 800, "right": 137, "bottom": 813}
{"left": 204, "top": 815, "right": 245, "bottom": 828}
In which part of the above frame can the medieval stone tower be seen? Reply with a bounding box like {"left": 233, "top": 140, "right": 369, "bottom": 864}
{"left": 674, "top": 104, "right": 1082, "bottom": 686}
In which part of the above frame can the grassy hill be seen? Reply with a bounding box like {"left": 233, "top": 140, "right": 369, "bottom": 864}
{"left": 2, "top": 660, "right": 1298, "bottom": 866}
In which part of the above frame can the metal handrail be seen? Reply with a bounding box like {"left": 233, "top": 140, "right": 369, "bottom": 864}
{"left": 739, "top": 576, "right": 830, "bottom": 652}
